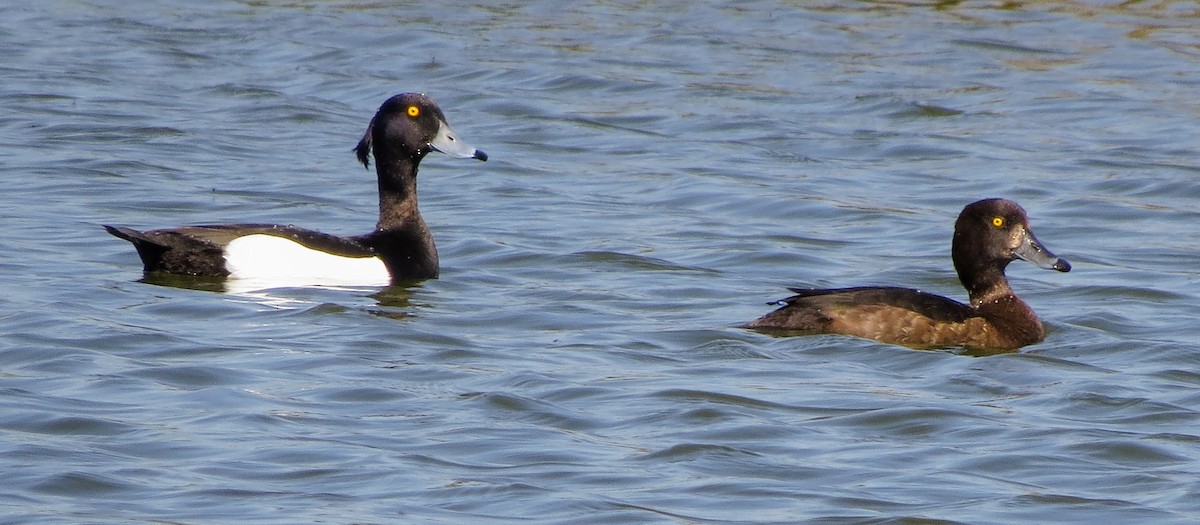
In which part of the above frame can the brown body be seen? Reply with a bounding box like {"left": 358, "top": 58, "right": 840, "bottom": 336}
{"left": 744, "top": 199, "right": 1071, "bottom": 351}
{"left": 746, "top": 286, "right": 1045, "bottom": 350}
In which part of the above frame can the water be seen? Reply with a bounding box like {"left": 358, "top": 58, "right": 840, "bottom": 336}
{"left": 3, "top": 1, "right": 1200, "bottom": 523}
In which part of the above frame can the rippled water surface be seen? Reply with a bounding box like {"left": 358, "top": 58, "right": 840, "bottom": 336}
{"left": 4, "top": 1, "right": 1200, "bottom": 523}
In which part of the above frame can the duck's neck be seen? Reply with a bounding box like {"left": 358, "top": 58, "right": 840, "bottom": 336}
{"left": 960, "top": 264, "right": 1044, "bottom": 347}
{"left": 959, "top": 263, "right": 1012, "bottom": 307}
{"left": 374, "top": 154, "right": 424, "bottom": 231}
{"left": 365, "top": 153, "right": 439, "bottom": 280}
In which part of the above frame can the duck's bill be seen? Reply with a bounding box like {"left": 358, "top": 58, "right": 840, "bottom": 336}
{"left": 1014, "top": 228, "right": 1071, "bottom": 272}
{"left": 430, "top": 120, "right": 487, "bottom": 161}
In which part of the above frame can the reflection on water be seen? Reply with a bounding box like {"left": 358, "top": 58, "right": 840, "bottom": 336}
{"left": 138, "top": 272, "right": 230, "bottom": 293}
{"left": 3, "top": 1, "right": 1200, "bottom": 524}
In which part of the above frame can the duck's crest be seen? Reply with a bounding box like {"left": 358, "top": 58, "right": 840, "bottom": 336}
{"left": 354, "top": 116, "right": 375, "bottom": 169}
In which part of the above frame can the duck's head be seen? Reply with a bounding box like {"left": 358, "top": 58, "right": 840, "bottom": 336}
{"left": 952, "top": 198, "right": 1070, "bottom": 290}
{"left": 355, "top": 93, "right": 487, "bottom": 168}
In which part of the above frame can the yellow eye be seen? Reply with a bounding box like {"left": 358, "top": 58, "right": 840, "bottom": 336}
{"left": 407, "top": 106, "right": 420, "bottom": 117}
{"left": 991, "top": 217, "right": 1005, "bottom": 228}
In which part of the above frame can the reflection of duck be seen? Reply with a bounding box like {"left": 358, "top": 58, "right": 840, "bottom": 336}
{"left": 744, "top": 199, "right": 1071, "bottom": 351}
{"left": 105, "top": 93, "right": 487, "bottom": 286}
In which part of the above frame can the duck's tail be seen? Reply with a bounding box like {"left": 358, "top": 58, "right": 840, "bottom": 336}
{"left": 104, "top": 225, "right": 169, "bottom": 271}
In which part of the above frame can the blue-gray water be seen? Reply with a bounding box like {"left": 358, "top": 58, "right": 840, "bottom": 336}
{"left": 3, "top": 1, "right": 1200, "bottom": 523}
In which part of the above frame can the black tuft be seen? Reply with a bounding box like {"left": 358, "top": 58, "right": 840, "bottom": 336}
{"left": 354, "top": 116, "right": 375, "bottom": 169}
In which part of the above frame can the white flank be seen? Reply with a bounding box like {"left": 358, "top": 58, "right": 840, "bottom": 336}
{"left": 224, "top": 234, "right": 390, "bottom": 290}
